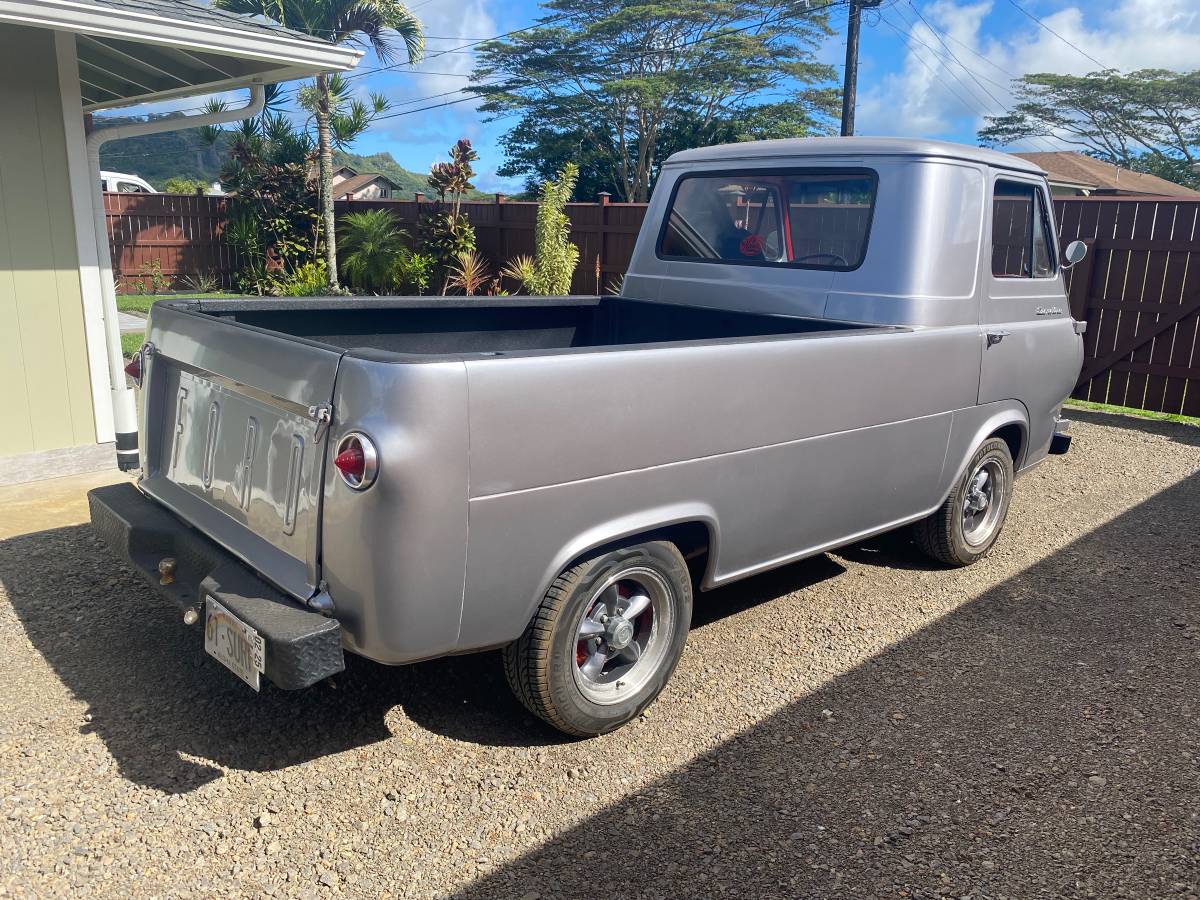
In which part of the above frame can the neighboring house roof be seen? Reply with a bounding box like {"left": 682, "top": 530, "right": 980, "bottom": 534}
{"left": 334, "top": 173, "right": 400, "bottom": 198}
{"left": 309, "top": 164, "right": 360, "bottom": 181}
{"left": 1013, "top": 152, "right": 1200, "bottom": 197}
{"left": 667, "top": 136, "right": 1045, "bottom": 175}
{"left": 0, "top": 0, "right": 361, "bottom": 110}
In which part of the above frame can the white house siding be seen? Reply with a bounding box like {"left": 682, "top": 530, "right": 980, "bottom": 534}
{"left": 351, "top": 181, "right": 392, "bottom": 200}
{"left": 0, "top": 23, "right": 96, "bottom": 457}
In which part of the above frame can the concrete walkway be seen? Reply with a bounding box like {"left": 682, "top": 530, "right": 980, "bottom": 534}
{"left": 118, "top": 311, "right": 146, "bottom": 334}
{"left": 0, "top": 469, "right": 130, "bottom": 540}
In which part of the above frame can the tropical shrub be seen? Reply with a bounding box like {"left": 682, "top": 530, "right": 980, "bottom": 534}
{"left": 135, "top": 259, "right": 169, "bottom": 295}
{"left": 338, "top": 209, "right": 408, "bottom": 293}
{"left": 500, "top": 254, "right": 536, "bottom": 293}
{"left": 181, "top": 271, "right": 220, "bottom": 293}
{"left": 416, "top": 204, "right": 476, "bottom": 294}
{"left": 272, "top": 260, "right": 329, "bottom": 296}
{"left": 527, "top": 164, "right": 580, "bottom": 295}
{"left": 223, "top": 210, "right": 271, "bottom": 295}
{"left": 418, "top": 139, "right": 481, "bottom": 294}
{"left": 217, "top": 114, "right": 322, "bottom": 294}
{"left": 428, "top": 139, "right": 478, "bottom": 216}
{"left": 445, "top": 250, "right": 491, "bottom": 296}
{"left": 394, "top": 249, "right": 435, "bottom": 295}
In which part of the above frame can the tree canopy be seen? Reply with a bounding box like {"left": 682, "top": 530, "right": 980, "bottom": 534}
{"left": 471, "top": 0, "right": 839, "bottom": 201}
{"left": 979, "top": 69, "right": 1200, "bottom": 190}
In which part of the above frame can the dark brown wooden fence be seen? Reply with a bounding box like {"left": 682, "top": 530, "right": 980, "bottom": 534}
{"left": 105, "top": 192, "right": 241, "bottom": 291}
{"left": 341, "top": 195, "right": 648, "bottom": 295}
{"left": 106, "top": 191, "right": 1200, "bottom": 418}
{"left": 1056, "top": 197, "right": 1200, "bottom": 418}
{"left": 107, "top": 192, "right": 650, "bottom": 295}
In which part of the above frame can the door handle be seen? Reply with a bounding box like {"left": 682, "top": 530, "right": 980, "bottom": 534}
{"left": 986, "top": 330, "right": 1011, "bottom": 347}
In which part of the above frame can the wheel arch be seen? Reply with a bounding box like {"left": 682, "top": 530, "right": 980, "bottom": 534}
{"left": 939, "top": 402, "right": 1029, "bottom": 508}
{"left": 525, "top": 504, "right": 721, "bottom": 628}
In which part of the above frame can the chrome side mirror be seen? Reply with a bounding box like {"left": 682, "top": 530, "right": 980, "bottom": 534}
{"left": 1061, "top": 240, "right": 1088, "bottom": 270}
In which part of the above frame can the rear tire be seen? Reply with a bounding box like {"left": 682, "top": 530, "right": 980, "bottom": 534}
{"left": 914, "top": 437, "right": 1014, "bottom": 567}
{"left": 503, "top": 540, "right": 692, "bottom": 737}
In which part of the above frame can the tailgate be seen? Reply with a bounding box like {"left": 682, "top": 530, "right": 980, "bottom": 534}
{"left": 138, "top": 302, "right": 343, "bottom": 601}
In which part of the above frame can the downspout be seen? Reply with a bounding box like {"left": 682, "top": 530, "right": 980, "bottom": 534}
{"left": 86, "top": 83, "right": 266, "bottom": 470}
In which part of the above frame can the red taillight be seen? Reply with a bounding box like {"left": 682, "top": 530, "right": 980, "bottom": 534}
{"left": 333, "top": 433, "right": 378, "bottom": 490}
{"left": 334, "top": 444, "right": 364, "bottom": 478}
{"left": 124, "top": 352, "right": 142, "bottom": 386}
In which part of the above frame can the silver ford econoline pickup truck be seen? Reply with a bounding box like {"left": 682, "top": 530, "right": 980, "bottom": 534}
{"left": 90, "top": 138, "right": 1085, "bottom": 736}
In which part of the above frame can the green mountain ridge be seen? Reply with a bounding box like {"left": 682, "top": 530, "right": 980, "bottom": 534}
{"left": 98, "top": 124, "right": 479, "bottom": 198}
{"left": 333, "top": 150, "right": 492, "bottom": 200}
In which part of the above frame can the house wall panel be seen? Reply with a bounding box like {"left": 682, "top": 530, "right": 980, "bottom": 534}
{"left": 0, "top": 24, "right": 94, "bottom": 457}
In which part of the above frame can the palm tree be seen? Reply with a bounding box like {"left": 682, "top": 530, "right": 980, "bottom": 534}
{"left": 214, "top": 0, "right": 423, "bottom": 292}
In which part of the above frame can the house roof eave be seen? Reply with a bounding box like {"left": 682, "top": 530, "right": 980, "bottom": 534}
{"left": 0, "top": 0, "right": 361, "bottom": 78}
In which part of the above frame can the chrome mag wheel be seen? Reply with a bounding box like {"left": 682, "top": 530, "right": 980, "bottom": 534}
{"left": 572, "top": 567, "right": 674, "bottom": 705}
{"left": 962, "top": 457, "right": 1006, "bottom": 547}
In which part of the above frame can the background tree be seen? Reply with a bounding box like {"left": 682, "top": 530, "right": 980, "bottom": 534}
{"left": 473, "top": 0, "right": 838, "bottom": 202}
{"left": 162, "top": 176, "right": 209, "bottom": 195}
{"left": 979, "top": 69, "right": 1200, "bottom": 190}
{"left": 215, "top": 0, "right": 424, "bottom": 291}
{"left": 212, "top": 113, "right": 321, "bottom": 294}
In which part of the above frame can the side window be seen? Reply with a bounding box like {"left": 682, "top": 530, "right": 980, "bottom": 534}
{"left": 1031, "top": 189, "right": 1054, "bottom": 277}
{"left": 116, "top": 180, "right": 145, "bottom": 194}
{"left": 992, "top": 180, "right": 1055, "bottom": 278}
{"left": 659, "top": 170, "right": 876, "bottom": 270}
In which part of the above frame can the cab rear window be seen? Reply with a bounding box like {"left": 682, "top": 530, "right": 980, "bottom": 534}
{"left": 658, "top": 170, "right": 876, "bottom": 271}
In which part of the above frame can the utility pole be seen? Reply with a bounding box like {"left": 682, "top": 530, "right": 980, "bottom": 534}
{"left": 840, "top": 0, "right": 882, "bottom": 136}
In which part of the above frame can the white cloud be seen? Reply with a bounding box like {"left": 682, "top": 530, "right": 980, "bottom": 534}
{"left": 858, "top": 0, "right": 995, "bottom": 137}
{"left": 855, "top": 0, "right": 1200, "bottom": 144}
{"left": 370, "top": 0, "right": 497, "bottom": 127}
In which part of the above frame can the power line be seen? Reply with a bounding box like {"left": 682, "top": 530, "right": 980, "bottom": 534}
{"left": 903, "top": 2, "right": 1012, "bottom": 108}
{"left": 937, "top": 30, "right": 1021, "bottom": 81}
{"left": 874, "top": 11, "right": 1059, "bottom": 152}
{"left": 110, "top": 1, "right": 852, "bottom": 137}
{"left": 1005, "top": 0, "right": 1110, "bottom": 71}
{"left": 369, "top": 0, "right": 854, "bottom": 123}
{"left": 874, "top": 15, "right": 990, "bottom": 119}
{"left": 344, "top": 9, "right": 593, "bottom": 82}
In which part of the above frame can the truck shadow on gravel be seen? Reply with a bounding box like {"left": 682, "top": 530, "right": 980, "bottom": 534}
{"left": 0, "top": 524, "right": 848, "bottom": 792}
{"left": 450, "top": 471, "right": 1200, "bottom": 899}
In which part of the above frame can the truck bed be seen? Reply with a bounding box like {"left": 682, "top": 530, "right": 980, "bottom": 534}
{"left": 174, "top": 295, "right": 872, "bottom": 356}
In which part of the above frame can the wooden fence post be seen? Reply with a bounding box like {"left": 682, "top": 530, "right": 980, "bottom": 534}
{"left": 597, "top": 192, "right": 611, "bottom": 294}
{"left": 496, "top": 192, "right": 506, "bottom": 266}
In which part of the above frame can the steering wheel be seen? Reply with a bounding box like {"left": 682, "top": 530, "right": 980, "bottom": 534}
{"left": 793, "top": 252, "right": 849, "bottom": 267}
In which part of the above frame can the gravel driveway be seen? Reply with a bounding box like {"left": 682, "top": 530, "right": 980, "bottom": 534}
{"left": 1, "top": 410, "right": 1198, "bottom": 899}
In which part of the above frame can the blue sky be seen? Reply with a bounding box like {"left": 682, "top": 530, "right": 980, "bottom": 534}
{"left": 347, "top": 0, "right": 1200, "bottom": 191}
{"left": 109, "top": 0, "right": 1200, "bottom": 192}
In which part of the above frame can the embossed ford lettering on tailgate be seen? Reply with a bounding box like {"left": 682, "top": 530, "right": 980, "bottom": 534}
{"left": 160, "top": 368, "right": 321, "bottom": 565}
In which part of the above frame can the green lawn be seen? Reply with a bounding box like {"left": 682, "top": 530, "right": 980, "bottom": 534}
{"left": 120, "top": 332, "right": 144, "bottom": 357}
{"left": 117, "top": 292, "right": 234, "bottom": 315}
{"left": 1065, "top": 398, "right": 1200, "bottom": 427}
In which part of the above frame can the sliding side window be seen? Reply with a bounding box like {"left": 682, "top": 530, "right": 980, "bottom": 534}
{"left": 992, "top": 180, "right": 1056, "bottom": 278}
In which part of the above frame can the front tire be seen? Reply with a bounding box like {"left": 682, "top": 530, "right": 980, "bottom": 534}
{"left": 914, "top": 437, "right": 1014, "bottom": 567}
{"left": 503, "top": 540, "right": 692, "bottom": 737}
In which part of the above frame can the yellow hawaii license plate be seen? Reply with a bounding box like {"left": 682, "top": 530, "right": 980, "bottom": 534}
{"left": 204, "top": 597, "right": 266, "bottom": 690}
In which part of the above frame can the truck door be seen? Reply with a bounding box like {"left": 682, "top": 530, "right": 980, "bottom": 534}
{"left": 978, "top": 175, "right": 1084, "bottom": 461}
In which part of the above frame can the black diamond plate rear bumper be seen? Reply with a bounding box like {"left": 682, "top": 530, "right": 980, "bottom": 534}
{"left": 88, "top": 482, "right": 344, "bottom": 690}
